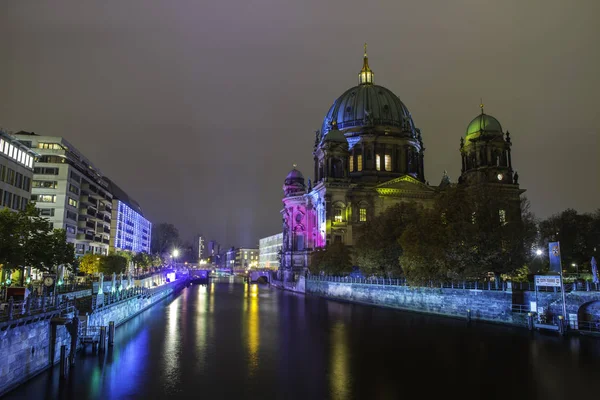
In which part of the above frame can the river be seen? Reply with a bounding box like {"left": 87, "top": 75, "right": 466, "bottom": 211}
{"left": 5, "top": 277, "right": 600, "bottom": 399}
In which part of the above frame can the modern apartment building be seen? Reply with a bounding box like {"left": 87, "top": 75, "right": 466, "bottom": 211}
{"left": 105, "top": 178, "right": 152, "bottom": 254}
{"left": 0, "top": 131, "right": 36, "bottom": 211}
{"left": 259, "top": 233, "right": 283, "bottom": 270}
{"left": 13, "top": 132, "right": 113, "bottom": 256}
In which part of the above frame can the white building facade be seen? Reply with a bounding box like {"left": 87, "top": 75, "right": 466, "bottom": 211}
{"left": 0, "top": 131, "right": 35, "bottom": 211}
{"left": 259, "top": 233, "right": 283, "bottom": 270}
{"left": 14, "top": 132, "right": 113, "bottom": 256}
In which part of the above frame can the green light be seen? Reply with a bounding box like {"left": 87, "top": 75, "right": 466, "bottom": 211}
{"left": 26, "top": 277, "right": 31, "bottom": 284}
{"left": 6, "top": 279, "right": 11, "bottom": 285}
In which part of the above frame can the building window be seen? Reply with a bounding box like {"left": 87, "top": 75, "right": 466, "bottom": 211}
{"left": 66, "top": 225, "right": 76, "bottom": 235}
{"left": 69, "top": 184, "right": 80, "bottom": 195}
{"left": 334, "top": 207, "right": 343, "bottom": 223}
{"left": 33, "top": 180, "right": 58, "bottom": 189}
{"left": 349, "top": 155, "right": 354, "bottom": 172}
{"left": 359, "top": 208, "right": 367, "bottom": 222}
{"left": 385, "top": 154, "right": 392, "bottom": 171}
{"left": 68, "top": 197, "right": 78, "bottom": 208}
{"left": 357, "top": 155, "right": 363, "bottom": 171}
{"left": 499, "top": 209, "right": 507, "bottom": 225}
{"left": 38, "top": 208, "right": 55, "bottom": 217}
{"left": 32, "top": 194, "right": 56, "bottom": 203}
{"left": 37, "top": 142, "right": 64, "bottom": 150}
{"left": 66, "top": 210, "right": 77, "bottom": 221}
{"left": 376, "top": 154, "right": 381, "bottom": 171}
{"left": 70, "top": 171, "right": 81, "bottom": 183}
{"left": 34, "top": 167, "right": 59, "bottom": 175}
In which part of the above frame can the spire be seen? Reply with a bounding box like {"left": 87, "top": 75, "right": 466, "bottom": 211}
{"left": 480, "top": 98, "right": 484, "bottom": 115}
{"left": 358, "top": 43, "right": 374, "bottom": 85}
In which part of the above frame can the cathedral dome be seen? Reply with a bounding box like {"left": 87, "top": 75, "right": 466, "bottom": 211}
{"left": 283, "top": 166, "right": 305, "bottom": 197}
{"left": 321, "top": 45, "right": 416, "bottom": 137}
{"left": 466, "top": 112, "right": 503, "bottom": 137}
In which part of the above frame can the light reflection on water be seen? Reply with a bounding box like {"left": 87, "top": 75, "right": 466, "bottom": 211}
{"left": 4, "top": 280, "right": 600, "bottom": 400}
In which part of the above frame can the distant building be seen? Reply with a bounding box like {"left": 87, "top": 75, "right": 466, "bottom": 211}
{"left": 13, "top": 132, "right": 113, "bottom": 256}
{"left": 235, "top": 248, "right": 258, "bottom": 271}
{"left": 0, "top": 131, "right": 36, "bottom": 211}
{"left": 193, "top": 234, "right": 205, "bottom": 261}
{"left": 226, "top": 247, "right": 236, "bottom": 271}
{"left": 259, "top": 233, "right": 282, "bottom": 270}
{"left": 207, "top": 240, "right": 220, "bottom": 257}
{"left": 105, "top": 178, "right": 152, "bottom": 254}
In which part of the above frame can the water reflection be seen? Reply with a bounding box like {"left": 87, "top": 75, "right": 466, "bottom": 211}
{"left": 244, "top": 283, "right": 260, "bottom": 376}
{"left": 330, "top": 321, "right": 350, "bottom": 400}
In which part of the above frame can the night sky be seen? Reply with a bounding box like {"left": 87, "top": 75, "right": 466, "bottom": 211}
{"left": 1, "top": 1, "right": 598, "bottom": 248}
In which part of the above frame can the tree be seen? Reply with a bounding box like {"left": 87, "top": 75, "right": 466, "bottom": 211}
{"left": 400, "top": 185, "right": 537, "bottom": 285}
{"left": 79, "top": 253, "right": 101, "bottom": 275}
{"left": 354, "top": 202, "right": 420, "bottom": 277}
{"left": 151, "top": 223, "right": 180, "bottom": 255}
{"left": 133, "top": 252, "right": 152, "bottom": 274}
{"left": 538, "top": 209, "right": 600, "bottom": 272}
{"left": 99, "top": 254, "right": 127, "bottom": 275}
{"left": 309, "top": 242, "right": 352, "bottom": 275}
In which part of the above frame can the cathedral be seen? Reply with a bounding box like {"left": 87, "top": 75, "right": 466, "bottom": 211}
{"left": 280, "top": 46, "right": 522, "bottom": 274}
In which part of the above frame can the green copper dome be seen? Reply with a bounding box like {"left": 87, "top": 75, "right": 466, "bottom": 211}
{"left": 466, "top": 113, "right": 503, "bottom": 137}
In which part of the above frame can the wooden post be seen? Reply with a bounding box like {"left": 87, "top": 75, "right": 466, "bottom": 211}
{"left": 59, "top": 345, "right": 67, "bottom": 379}
{"left": 108, "top": 321, "right": 115, "bottom": 346}
{"left": 99, "top": 326, "right": 106, "bottom": 352}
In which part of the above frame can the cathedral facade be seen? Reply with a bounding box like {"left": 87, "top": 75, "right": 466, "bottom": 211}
{"left": 280, "top": 47, "right": 522, "bottom": 274}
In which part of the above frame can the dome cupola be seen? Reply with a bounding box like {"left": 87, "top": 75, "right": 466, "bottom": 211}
{"left": 358, "top": 43, "right": 374, "bottom": 85}
{"left": 465, "top": 103, "right": 503, "bottom": 138}
{"left": 283, "top": 165, "right": 306, "bottom": 197}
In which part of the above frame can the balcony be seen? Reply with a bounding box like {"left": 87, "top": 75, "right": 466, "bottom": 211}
{"left": 104, "top": 226, "right": 110, "bottom": 234}
{"left": 86, "top": 221, "right": 95, "bottom": 229}
{"left": 103, "top": 215, "right": 111, "bottom": 223}
{"left": 94, "top": 235, "right": 102, "bottom": 243}
{"left": 76, "top": 233, "right": 94, "bottom": 241}
{"left": 102, "top": 238, "right": 110, "bottom": 245}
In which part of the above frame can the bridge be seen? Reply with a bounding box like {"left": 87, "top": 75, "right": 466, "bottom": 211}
{"left": 248, "top": 270, "right": 271, "bottom": 283}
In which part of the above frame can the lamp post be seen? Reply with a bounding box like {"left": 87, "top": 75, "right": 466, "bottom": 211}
{"left": 172, "top": 249, "right": 179, "bottom": 268}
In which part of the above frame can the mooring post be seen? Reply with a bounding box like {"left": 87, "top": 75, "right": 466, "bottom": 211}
{"left": 108, "top": 321, "right": 115, "bottom": 346}
{"left": 527, "top": 313, "right": 534, "bottom": 331}
{"left": 466, "top": 309, "right": 472, "bottom": 323}
{"left": 59, "top": 345, "right": 67, "bottom": 379}
{"left": 99, "top": 326, "right": 106, "bottom": 352}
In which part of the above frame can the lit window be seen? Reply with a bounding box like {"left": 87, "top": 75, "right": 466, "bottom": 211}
{"left": 385, "top": 154, "right": 391, "bottom": 171}
{"left": 499, "top": 209, "right": 507, "bottom": 225}
{"left": 349, "top": 155, "right": 354, "bottom": 172}
{"left": 376, "top": 154, "right": 381, "bottom": 171}
{"left": 68, "top": 197, "right": 78, "bottom": 207}
{"left": 33, "top": 194, "right": 56, "bottom": 203}
{"left": 357, "top": 155, "right": 363, "bottom": 171}
{"left": 334, "top": 208, "right": 343, "bottom": 223}
{"left": 359, "top": 208, "right": 367, "bottom": 222}
{"left": 9, "top": 144, "right": 14, "bottom": 158}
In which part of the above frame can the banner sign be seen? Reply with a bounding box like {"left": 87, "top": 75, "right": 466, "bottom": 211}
{"left": 548, "top": 242, "right": 562, "bottom": 273}
{"left": 535, "top": 275, "right": 561, "bottom": 287}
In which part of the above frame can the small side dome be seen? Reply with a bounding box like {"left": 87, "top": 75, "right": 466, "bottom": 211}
{"left": 466, "top": 113, "right": 502, "bottom": 137}
{"left": 322, "top": 126, "right": 347, "bottom": 144}
{"left": 283, "top": 165, "right": 306, "bottom": 197}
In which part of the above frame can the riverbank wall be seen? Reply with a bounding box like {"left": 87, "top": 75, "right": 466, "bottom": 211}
{"left": 0, "top": 277, "right": 188, "bottom": 397}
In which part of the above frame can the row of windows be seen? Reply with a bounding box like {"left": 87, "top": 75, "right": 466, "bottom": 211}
{"left": 37, "top": 142, "right": 65, "bottom": 150}
{"left": 0, "top": 165, "right": 31, "bottom": 191}
{"left": 34, "top": 167, "right": 59, "bottom": 175}
{"left": 333, "top": 207, "right": 368, "bottom": 223}
{"left": 33, "top": 180, "right": 58, "bottom": 189}
{"left": 38, "top": 155, "right": 67, "bottom": 164}
{"left": 32, "top": 194, "right": 56, "bottom": 203}
{"left": 1, "top": 189, "right": 28, "bottom": 210}
{"left": 0, "top": 138, "right": 34, "bottom": 169}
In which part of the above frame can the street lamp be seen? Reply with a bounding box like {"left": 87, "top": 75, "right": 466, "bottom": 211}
{"left": 172, "top": 249, "right": 180, "bottom": 267}
{"left": 535, "top": 249, "right": 543, "bottom": 256}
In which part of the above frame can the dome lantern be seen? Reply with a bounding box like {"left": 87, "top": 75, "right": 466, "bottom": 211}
{"left": 358, "top": 43, "right": 374, "bottom": 85}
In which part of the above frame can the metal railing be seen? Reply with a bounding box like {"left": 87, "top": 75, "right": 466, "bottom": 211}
{"left": 0, "top": 293, "right": 74, "bottom": 323}
{"left": 56, "top": 282, "right": 92, "bottom": 294}
{"left": 307, "top": 275, "right": 600, "bottom": 293}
